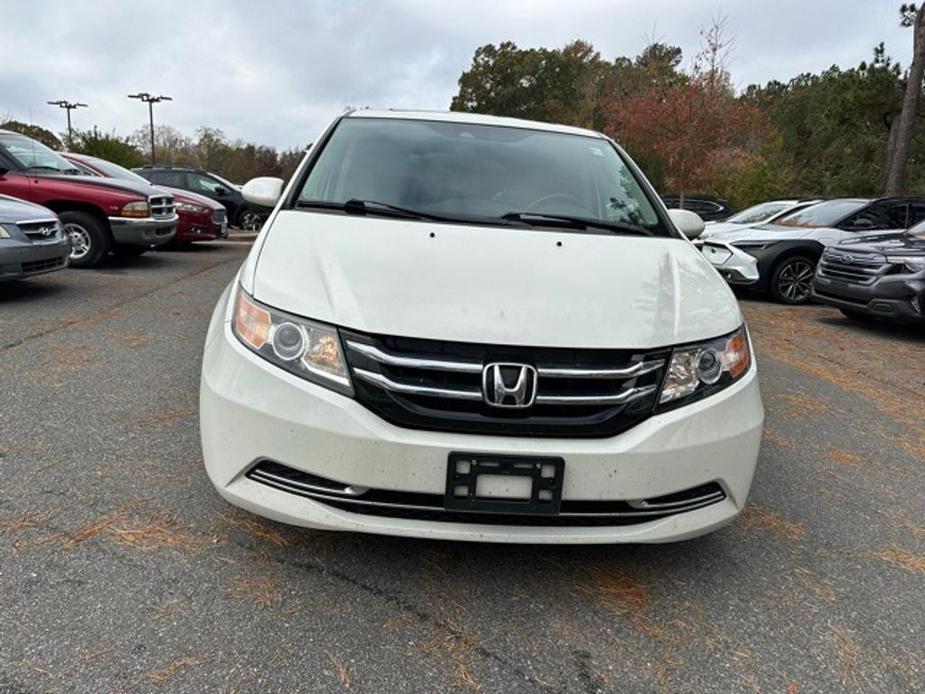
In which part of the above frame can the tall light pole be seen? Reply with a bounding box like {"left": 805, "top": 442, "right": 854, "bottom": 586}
{"left": 128, "top": 92, "right": 172, "bottom": 165}
{"left": 47, "top": 100, "right": 88, "bottom": 146}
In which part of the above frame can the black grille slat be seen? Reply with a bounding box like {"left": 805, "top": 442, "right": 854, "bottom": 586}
{"left": 246, "top": 461, "right": 725, "bottom": 527}
{"left": 149, "top": 195, "right": 175, "bottom": 218}
{"left": 22, "top": 256, "right": 66, "bottom": 273}
{"left": 343, "top": 330, "right": 667, "bottom": 438}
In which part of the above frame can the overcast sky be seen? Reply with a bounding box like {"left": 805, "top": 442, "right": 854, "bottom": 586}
{"left": 0, "top": 0, "right": 910, "bottom": 150}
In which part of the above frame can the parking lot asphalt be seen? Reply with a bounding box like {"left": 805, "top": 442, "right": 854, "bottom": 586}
{"left": 1, "top": 242, "right": 923, "bottom": 694}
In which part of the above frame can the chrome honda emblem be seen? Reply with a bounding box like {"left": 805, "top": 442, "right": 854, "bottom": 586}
{"left": 482, "top": 363, "right": 537, "bottom": 408}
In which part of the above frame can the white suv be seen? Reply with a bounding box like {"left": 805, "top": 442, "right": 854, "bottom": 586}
{"left": 199, "top": 110, "right": 764, "bottom": 544}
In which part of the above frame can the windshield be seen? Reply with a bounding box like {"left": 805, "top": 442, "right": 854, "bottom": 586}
{"left": 0, "top": 133, "right": 77, "bottom": 173}
{"left": 906, "top": 219, "right": 925, "bottom": 238}
{"left": 726, "top": 201, "right": 791, "bottom": 225}
{"left": 773, "top": 200, "right": 867, "bottom": 228}
{"left": 85, "top": 157, "right": 150, "bottom": 185}
{"left": 295, "top": 117, "right": 664, "bottom": 233}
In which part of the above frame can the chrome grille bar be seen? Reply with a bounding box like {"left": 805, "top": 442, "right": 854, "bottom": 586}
{"left": 535, "top": 385, "right": 658, "bottom": 406}
{"left": 346, "top": 341, "right": 482, "bottom": 374}
{"left": 538, "top": 360, "right": 663, "bottom": 379}
{"left": 353, "top": 368, "right": 483, "bottom": 401}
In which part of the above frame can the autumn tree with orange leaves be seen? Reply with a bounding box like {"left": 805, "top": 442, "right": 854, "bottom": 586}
{"left": 604, "top": 16, "right": 766, "bottom": 205}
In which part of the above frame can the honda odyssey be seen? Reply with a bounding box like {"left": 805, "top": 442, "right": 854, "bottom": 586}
{"left": 199, "top": 110, "right": 764, "bottom": 543}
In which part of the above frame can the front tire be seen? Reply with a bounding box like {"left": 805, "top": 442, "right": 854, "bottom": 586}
{"left": 60, "top": 210, "right": 111, "bottom": 268}
{"left": 769, "top": 255, "right": 816, "bottom": 305}
{"left": 111, "top": 244, "right": 148, "bottom": 258}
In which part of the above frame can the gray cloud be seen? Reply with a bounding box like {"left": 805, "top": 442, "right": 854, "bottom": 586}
{"left": 0, "top": 0, "right": 911, "bottom": 149}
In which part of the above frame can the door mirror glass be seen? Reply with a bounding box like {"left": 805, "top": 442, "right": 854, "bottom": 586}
{"left": 242, "top": 177, "right": 285, "bottom": 208}
{"left": 213, "top": 186, "right": 227, "bottom": 196}
{"left": 668, "top": 208, "right": 706, "bottom": 239}
{"left": 850, "top": 217, "right": 875, "bottom": 230}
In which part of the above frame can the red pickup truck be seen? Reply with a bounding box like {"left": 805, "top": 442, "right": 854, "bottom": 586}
{"left": 0, "top": 129, "right": 178, "bottom": 267}
{"left": 62, "top": 153, "right": 228, "bottom": 244}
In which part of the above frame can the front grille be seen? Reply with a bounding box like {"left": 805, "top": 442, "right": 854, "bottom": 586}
{"left": 18, "top": 219, "right": 60, "bottom": 241}
{"left": 149, "top": 195, "right": 175, "bottom": 219}
{"left": 22, "top": 255, "right": 66, "bottom": 274}
{"left": 343, "top": 330, "right": 668, "bottom": 438}
{"left": 211, "top": 208, "right": 226, "bottom": 224}
{"left": 247, "top": 461, "right": 726, "bottom": 527}
{"left": 818, "top": 250, "right": 888, "bottom": 285}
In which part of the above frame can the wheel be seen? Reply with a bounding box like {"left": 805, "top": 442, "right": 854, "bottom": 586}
{"left": 59, "top": 210, "right": 111, "bottom": 268}
{"left": 111, "top": 244, "right": 148, "bottom": 258}
{"left": 839, "top": 308, "right": 876, "bottom": 323}
{"left": 769, "top": 255, "right": 816, "bottom": 304}
{"left": 237, "top": 208, "right": 265, "bottom": 231}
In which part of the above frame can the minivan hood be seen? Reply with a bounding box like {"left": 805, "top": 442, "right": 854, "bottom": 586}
{"left": 250, "top": 211, "right": 741, "bottom": 349}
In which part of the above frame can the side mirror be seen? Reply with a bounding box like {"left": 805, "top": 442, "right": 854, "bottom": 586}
{"left": 668, "top": 208, "right": 706, "bottom": 239}
{"left": 0, "top": 166, "right": 8, "bottom": 177}
{"left": 242, "top": 177, "right": 285, "bottom": 208}
{"left": 213, "top": 186, "right": 227, "bottom": 196}
{"left": 850, "top": 217, "right": 875, "bottom": 230}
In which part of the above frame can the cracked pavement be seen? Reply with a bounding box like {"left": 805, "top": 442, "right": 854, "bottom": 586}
{"left": 1, "top": 242, "right": 923, "bottom": 693}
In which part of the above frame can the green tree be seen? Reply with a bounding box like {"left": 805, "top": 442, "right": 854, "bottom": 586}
{"left": 70, "top": 127, "right": 145, "bottom": 168}
{"left": 0, "top": 120, "right": 62, "bottom": 149}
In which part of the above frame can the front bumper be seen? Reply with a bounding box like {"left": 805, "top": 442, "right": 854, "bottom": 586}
{"left": 175, "top": 212, "right": 227, "bottom": 242}
{"left": 694, "top": 240, "right": 760, "bottom": 285}
{"left": 107, "top": 214, "right": 178, "bottom": 247}
{"left": 813, "top": 274, "right": 925, "bottom": 324}
{"left": 0, "top": 238, "right": 70, "bottom": 281}
{"left": 200, "top": 291, "right": 764, "bottom": 544}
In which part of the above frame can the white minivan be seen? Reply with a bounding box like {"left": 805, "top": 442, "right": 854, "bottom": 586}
{"left": 200, "top": 110, "right": 764, "bottom": 544}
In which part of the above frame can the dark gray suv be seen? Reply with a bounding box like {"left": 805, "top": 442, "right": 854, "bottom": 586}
{"left": 0, "top": 194, "right": 70, "bottom": 281}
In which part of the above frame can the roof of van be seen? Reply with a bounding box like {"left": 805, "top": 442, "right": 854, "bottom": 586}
{"left": 345, "top": 109, "right": 606, "bottom": 139}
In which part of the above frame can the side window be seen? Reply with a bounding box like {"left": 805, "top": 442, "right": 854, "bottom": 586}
{"left": 189, "top": 174, "right": 223, "bottom": 194}
{"left": 908, "top": 203, "right": 925, "bottom": 228}
{"left": 154, "top": 171, "right": 186, "bottom": 187}
{"left": 843, "top": 203, "right": 907, "bottom": 231}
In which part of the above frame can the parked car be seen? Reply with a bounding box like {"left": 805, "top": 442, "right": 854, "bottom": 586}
{"left": 0, "top": 194, "right": 70, "bottom": 281}
{"left": 0, "top": 129, "right": 177, "bottom": 267}
{"left": 63, "top": 153, "right": 227, "bottom": 244}
{"left": 199, "top": 110, "right": 763, "bottom": 544}
{"left": 134, "top": 166, "right": 269, "bottom": 230}
{"left": 693, "top": 197, "right": 925, "bottom": 304}
{"left": 813, "top": 221, "right": 925, "bottom": 325}
{"left": 699, "top": 199, "right": 822, "bottom": 239}
{"left": 660, "top": 194, "right": 734, "bottom": 221}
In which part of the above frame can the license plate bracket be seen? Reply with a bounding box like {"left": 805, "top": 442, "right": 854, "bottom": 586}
{"left": 445, "top": 452, "right": 565, "bottom": 515}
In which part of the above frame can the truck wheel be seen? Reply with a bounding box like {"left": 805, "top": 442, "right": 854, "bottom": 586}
{"left": 769, "top": 255, "right": 816, "bottom": 305}
{"left": 59, "top": 210, "right": 111, "bottom": 268}
{"left": 111, "top": 244, "right": 148, "bottom": 258}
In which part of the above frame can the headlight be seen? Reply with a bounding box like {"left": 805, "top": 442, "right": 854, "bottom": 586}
{"left": 121, "top": 201, "right": 150, "bottom": 218}
{"left": 0, "top": 224, "right": 13, "bottom": 239}
{"left": 232, "top": 287, "right": 352, "bottom": 395}
{"left": 886, "top": 255, "right": 925, "bottom": 273}
{"left": 657, "top": 326, "right": 751, "bottom": 409}
{"left": 176, "top": 201, "right": 208, "bottom": 214}
{"left": 731, "top": 242, "right": 771, "bottom": 255}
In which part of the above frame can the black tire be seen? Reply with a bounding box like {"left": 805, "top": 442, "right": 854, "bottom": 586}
{"left": 768, "top": 255, "right": 817, "bottom": 305}
{"left": 839, "top": 308, "right": 876, "bottom": 323}
{"left": 236, "top": 207, "right": 266, "bottom": 231}
{"left": 59, "top": 210, "right": 111, "bottom": 268}
{"left": 111, "top": 244, "right": 148, "bottom": 258}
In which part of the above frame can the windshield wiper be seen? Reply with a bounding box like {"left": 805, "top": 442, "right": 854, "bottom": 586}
{"left": 297, "top": 198, "right": 458, "bottom": 223}
{"left": 25, "top": 165, "right": 64, "bottom": 173}
{"left": 500, "top": 212, "right": 653, "bottom": 236}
